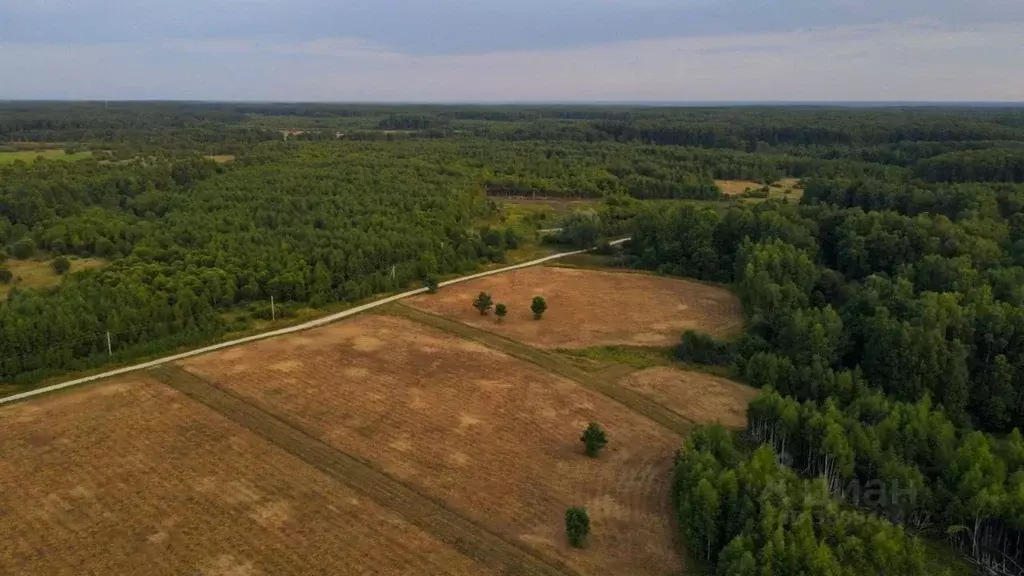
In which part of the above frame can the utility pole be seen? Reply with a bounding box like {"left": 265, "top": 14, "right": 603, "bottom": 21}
{"left": 271, "top": 296, "right": 276, "bottom": 321}
{"left": 106, "top": 331, "right": 112, "bottom": 357}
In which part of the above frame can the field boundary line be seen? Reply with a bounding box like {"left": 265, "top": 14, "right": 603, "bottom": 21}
{"left": 0, "top": 239, "right": 628, "bottom": 406}
{"left": 149, "top": 364, "right": 580, "bottom": 576}
{"left": 387, "top": 304, "right": 694, "bottom": 437}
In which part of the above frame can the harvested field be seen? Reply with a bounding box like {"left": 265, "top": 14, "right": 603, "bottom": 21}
{"left": 407, "top": 266, "right": 743, "bottom": 349}
{"left": 0, "top": 377, "right": 493, "bottom": 576}
{"left": 179, "top": 314, "right": 685, "bottom": 576}
{"left": 619, "top": 367, "right": 759, "bottom": 429}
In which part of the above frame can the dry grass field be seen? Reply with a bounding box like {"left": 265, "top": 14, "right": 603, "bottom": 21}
{"left": 407, "top": 267, "right": 743, "bottom": 349}
{"left": 618, "top": 367, "right": 759, "bottom": 430}
{"left": 0, "top": 257, "right": 105, "bottom": 299}
{"left": 179, "top": 314, "right": 685, "bottom": 576}
{"left": 715, "top": 178, "right": 803, "bottom": 201}
{"left": 0, "top": 377, "right": 494, "bottom": 576}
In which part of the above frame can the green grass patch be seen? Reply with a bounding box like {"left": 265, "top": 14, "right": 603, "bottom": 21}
{"left": 0, "top": 256, "right": 106, "bottom": 299}
{"left": 559, "top": 346, "right": 676, "bottom": 370}
{"left": 0, "top": 150, "right": 93, "bottom": 164}
{"left": 559, "top": 345, "right": 736, "bottom": 378}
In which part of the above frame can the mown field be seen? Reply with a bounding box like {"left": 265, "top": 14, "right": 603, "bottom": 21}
{"left": 0, "top": 265, "right": 762, "bottom": 575}
{"left": 0, "top": 377, "right": 494, "bottom": 576}
{"left": 406, "top": 266, "right": 744, "bottom": 348}
{"left": 178, "top": 313, "right": 686, "bottom": 576}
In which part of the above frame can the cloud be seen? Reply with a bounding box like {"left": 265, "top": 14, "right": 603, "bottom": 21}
{"left": 1, "top": 0, "right": 1022, "bottom": 54}
{"left": 1, "top": 21, "right": 1021, "bottom": 101}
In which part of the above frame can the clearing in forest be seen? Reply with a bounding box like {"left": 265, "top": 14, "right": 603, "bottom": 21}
{"left": 406, "top": 266, "right": 743, "bottom": 349}
{"left": 618, "top": 367, "right": 759, "bottom": 430}
{"left": 178, "top": 314, "right": 684, "bottom": 576}
{"left": 715, "top": 178, "right": 802, "bottom": 201}
{"left": 0, "top": 257, "right": 105, "bottom": 299}
{"left": 0, "top": 149, "right": 93, "bottom": 164}
{"left": 0, "top": 377, "right": 494, "bottom": 576}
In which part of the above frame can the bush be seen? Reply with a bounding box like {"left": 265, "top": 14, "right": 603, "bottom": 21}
{"left": 495, "top": 303, "right": 508, "bottom": 322}
{"left": 581, "top": 422, "right": 608, "bottom": 457}
{"left": 52, "top": 256, "right": 71, "bottom": 275}
{"left": 565, "top": 507, "right": 590, "bottom": 548}
{"left": 473, "top": 292, "right": 494, "bottom": 315}
{"left": 675, "top": 330, "right": 735, "bottom": 365}
{"left": 0, "top": 268, "right": 12, "bottom": 284}
{"left": 424, "top": 275, "right": 439, "bottom": 294}
{"left": 12, "top": 239, "right": 35, "bottom": 260}
{"left": 531, "top": 296, "right": 547, "bottom": 320}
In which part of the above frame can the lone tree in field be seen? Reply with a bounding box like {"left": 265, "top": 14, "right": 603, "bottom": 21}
{"left": 473, "top": 292, "right": 494, "bottom": 315}
{"left": 581, "top": 422, "right": 608, "bottom": 457}
{"left": 565, "top": 507, "right": 590, "bottom": 548}
{"left": 531, "top": 296, "right": 547, "bottom": 320}
{"left": 495, "top": 303, "right": 508, "bottom": 322}
{"left": 52, "top": 256, "right": 71, "bottom": 275}
{"left": 0, "top": 268, "right": 12, "bottom": 284}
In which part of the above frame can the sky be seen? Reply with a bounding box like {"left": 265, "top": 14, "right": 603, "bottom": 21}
{"left": 1, "top": 0, "right": 1022, "bottom": 102}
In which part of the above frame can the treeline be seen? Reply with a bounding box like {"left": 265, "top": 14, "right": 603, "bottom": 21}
{"left": 674, "top": 426, "right": 931, "bottom": 575}
{"left": 625, "top": 194, "right": 1024, "bottom": 571}
{"left": 0, "top": 142, "right": 514, "bottom": 382}
{"left": 749, "top": 389, "right": 1024, "bottom": 574}
{"left": 626, "top": 198, "right": 1024, "bottom": 431}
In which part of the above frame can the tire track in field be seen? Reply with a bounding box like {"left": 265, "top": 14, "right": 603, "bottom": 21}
{"left": 149, "top": 364, "right": 578, "bottom": 576}
{"left": 385, "top": 305, "right": 694, "bottom": 437}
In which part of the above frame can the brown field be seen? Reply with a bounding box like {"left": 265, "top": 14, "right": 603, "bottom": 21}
{"left": 0, "top": 377, "right": 493, "bottom": 576}
{"left": 179, "top": 314, "right": 685, "bottom": 576}
{"left": 208, "top": 154, "right": 236, "bottom": 163}
{"left": 715, "top": 179, "right": 765, "bottom": 196}
{"left": 619, "top": 367, "right": 759, "bottom": 429}
{"left": 0, "top": 257, "right": 105, "bottom": 299}
{"left": 715, "top": 178, "right": 802, "bottom": 200}
{"left": 407, "top": 266, "right": 743, "bottom": 349}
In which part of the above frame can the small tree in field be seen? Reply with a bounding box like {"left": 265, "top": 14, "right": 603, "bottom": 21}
{"left": 565, "top": 507, "right": 590, "bottom": 548}
{"left": 0, "top": 269, "right": 12, "bottom": 284}
{"left": 473, "top": 292, "right": 494, "bottom": 315}
{"left": 531, "top": 296, "right": 547, "bottom": 320}
{"left": 495, "top": 303, "right": 508, "bottom": 322}
{"left": 52, "top": 256, "right": 71, "bottom": 275}
{"left": 581, "top": 422, "right": 608, "bottom": 457}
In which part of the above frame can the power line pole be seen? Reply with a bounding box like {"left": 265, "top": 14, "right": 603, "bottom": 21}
{"left": 106, "top": 331, "right": 112, "bottom": 358}
{"left": 271, "top": 296, "right": 276, "bottom": 321}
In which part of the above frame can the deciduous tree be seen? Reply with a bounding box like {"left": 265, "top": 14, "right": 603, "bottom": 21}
{"left": 473, "top": 292, "right": 494, "bottom": 315}
{"left": 531, "top": 296, "right": 547, "bottom": 320}
{"left": 581, "top": 422, "right": 608, "bottom": 457}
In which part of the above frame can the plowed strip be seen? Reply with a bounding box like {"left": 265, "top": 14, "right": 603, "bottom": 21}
{"left": 150, "top": 365, "right": 576, "bottom": 576}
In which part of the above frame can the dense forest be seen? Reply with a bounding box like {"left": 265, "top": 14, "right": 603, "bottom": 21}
{"left": 2, "top": 102, "right": 1024, "bottom": 574}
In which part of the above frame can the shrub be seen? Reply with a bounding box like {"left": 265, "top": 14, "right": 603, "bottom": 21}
{"left": 565, "top": 507, "right": 590, "bottom": 548}
{"left": 581, "top": 422, "right": 608, "bottom": 457}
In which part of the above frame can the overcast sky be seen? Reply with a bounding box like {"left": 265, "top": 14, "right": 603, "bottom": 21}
{"left": 2, "top": 0, "right": 1022, "bottom": 101}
